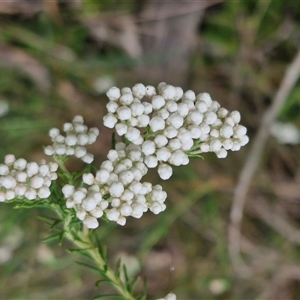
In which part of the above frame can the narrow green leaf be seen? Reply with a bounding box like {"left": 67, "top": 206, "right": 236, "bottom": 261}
{"left": 42, "top": 232, "right": 62, "bottom": 243}
{"left": 50, "top": 219, "right": 62, "bottom": 229}
{"left": 114, "top": 259, "right": 121, "bottom": 277}
{"left": 98, "top": 244, "right": 107, "bottom": 261}
{"left": 95, "top": 279, "right": 111, "bottom": 287}
{"left": 58, "top": 230, "right": 65, "bottom": 245}
{"left": 128, "top": 277, "right": 139, "bottom": 293}
{"left": 76, "top": 261, "right": 102, "bottom": 274}
{"left": 38, "top": 215, "right": 61, "bottom": 222}
{"left": 68, "top": 247, "right": 92, "bottom": 253}
{"left": 122, "top": 264, "right": 131, "bottom": 291}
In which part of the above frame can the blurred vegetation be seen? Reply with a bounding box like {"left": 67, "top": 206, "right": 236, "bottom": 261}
{"left": 0, "top": 0, "right": 300, "bottom": 299}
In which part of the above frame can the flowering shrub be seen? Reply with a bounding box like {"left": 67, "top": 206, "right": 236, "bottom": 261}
{"left": 0, "top": 82, "right": 248, "bottom": 299}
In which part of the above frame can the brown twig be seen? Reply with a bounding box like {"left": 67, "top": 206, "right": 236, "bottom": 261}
{"left": 228, "top": 47, "right": 300, "bottom": 276}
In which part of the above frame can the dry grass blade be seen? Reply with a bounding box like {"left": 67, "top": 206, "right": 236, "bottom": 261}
{"left": 0, "top": 0, "right": 42, "bottom": 15}
{"left": 81, "top": 13, "right": 142, "bottom": 58}
{"left": 0, "top": 45, "right": 51, "bottom": 92}
{"left": 229, "top": 47, "right": 300, "bottom": 276}
{"left": 256, "top": 264, "right": 300, "bottom": 300}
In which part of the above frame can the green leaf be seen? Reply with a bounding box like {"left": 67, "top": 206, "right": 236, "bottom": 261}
{"left": 50, "top": 219, "right": 62, "bottom": 229}
{"left": 114, "top": 259, "right": 121, "bottom": 277}
{"left": 38, "top": 215, "right": 61, "bottom": 222}
{"left": 68, "top": 247, "right": 92, "bottom": 253}
{"left": 95, "top": 279, "right": 111, "bottom": 287}
{"left": 75, "top": 261, "right": 102, "bottom": 274}
{"left": 98, "top": 245, "right": 107, "bottom": 261}
{"left": 123, "top": 264, "right": 130, "bottom": 284}
{"left": 42, "top": 232, "right": 63, "bottom": 243}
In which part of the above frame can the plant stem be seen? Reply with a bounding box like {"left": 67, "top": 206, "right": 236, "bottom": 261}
{"left": 62, "top": 213, "right": 137, "bottom": 300}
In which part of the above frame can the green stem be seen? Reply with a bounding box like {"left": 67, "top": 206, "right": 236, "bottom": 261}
{"left": 61, "top": 212, "right": 137, "bottom": 300}
{"left": 55, "top": 157, "right": 73, "bottom": 183}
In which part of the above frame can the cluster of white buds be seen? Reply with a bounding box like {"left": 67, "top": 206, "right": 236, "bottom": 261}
{"left": 44, "top": 115, "right": 99, "bottom": 164}
{"left": 0, "top": 154, "right": 58, "bottom": 202}
{"left": 62, "top": 142, "right": 167, "bottom": 228}
{"left": 103, "top": 83, "right": 249, "bottom": 180}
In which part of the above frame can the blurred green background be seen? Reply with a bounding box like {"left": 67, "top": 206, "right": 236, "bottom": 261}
{"left": 1, "top": 0, "right": 300, "bottom": 299}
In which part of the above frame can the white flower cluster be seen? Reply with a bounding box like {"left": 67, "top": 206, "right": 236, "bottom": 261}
{"left": 103, "top": 83, "right": 249, "bottom": 180}
{"left": 0, "top": 154, "right": 58, "bottom": 202}
{"left": 62, "top": 142, "right": 167, "bottom": 228}
{"left": 157, "top": 293, "right": 176, "bottom": 300}
{"left": 44, "top": 115, "right": 99, "bottom": 163}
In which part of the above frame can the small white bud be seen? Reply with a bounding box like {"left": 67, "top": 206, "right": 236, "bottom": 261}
{"left": 174, "top": 86, "right": 184, "bottom": 101}
{"left": 119, "top": 170, "right": 134, "bottom": 185}
{"left": 82, "top": 153, "right": 94, "bottom": 164}
{"left": 197, "top": 92, "right": 212, "bottom": 106}
{"left": 183, "top": 90, "right": 196, "bottom": 101}
{"left": 142, "top": 140, "right": 156, "bottom": 155}
{"left": 130, "top": 102, "right": 144, "bottom": 117}
{"left": 220, "top": 125, "right": 234, "bottom": 138}
{"left": 106, "top": 101, "right": 119, "bottom": 113}
{"left": 125, "top": 127, "right": 141, "bottom": 142}
{"left": 156, "top": 147, "right": 172, "bottom": 162}
{"left": 73, "top": 189, "right": 87, "bottom": 204}
{"left": 82, "top": 197, "right": 97, "bottom": 211}
{"left": 75, "top": 146, "right": 87, "bottom": 158}
{"left": 216, "top": 148, "right": 227, "bottom": 158}
{"left": 161, "top": 85, "right": 176, "bottom": 100}
{"left": 65, "top": 134, "right": 77, "bottom": 146}
{"left": 149, "top": 116, "right": 165, "bottom": 132}
{"left": 234, "top": 125, "right": 247, "bottom": 137}
{"left": 62, "top": 184, "right": 75, "bottom": 198}
{"left": 49, "top": 128, "right": 60, "bottom": 139}
{"left": 217, "top": 108, "right": 229, "bottom": 118}
{"left": 230, "top": 110, "right": 241, "bottom": 123}
{"left": 204, "top": 111, "right": 217, "bottom": 125}
{"left": 55, "top": 145, "right": 66, "bottom": 155}
{"left": 106, "top": 86, "right": 121, "bottom": 101}
{"left": 25, "top": 188, "right": 37, "bottom": 200}
{"left": 109, "top": 182, "right": 124, "bottom": 197}
{"left": 167, "top": 113, "right": 184, "bottom": 129}
{"left": 132, "top": 83, "right": 146, "bottom": 99}
{"left": 131, "top": 203, "right": 144, "bottom": 218}
{"left": 142, "top": 102, "right": 153, "bottom": 114}
{"left": 158, "top": 164, "right": 173, "bottom": 180}
{"left": 13, "top": 158, "right": 27, "bottom": 171}
{"left": 187, "top": 111, "right": 203, "bottom": 125}
{"left": 30, "top": 176, "right": 44, "bottom": 189}
{"left": 83, "top": 216, "right": 99, "bottom": 229}
{"left": 177, "top": 103, "right": 189, "bottom": 117}
{"left": 137, "top": 114, "right": 150, "bottom": 127}
{"left": 103, "top": 113, "right": 118, "bottom": 128}
{"left": 145, "top": 85, "right": 156, "bottom": 97}
{"left": 0, "top": 164, "right": 9, "bottom": 175}
{"left": 4, "top": 154, "right": 16, "bottom": 165}
{"left": 106, "top": 208, "right": 120, "bottom": 221}
{"left": 120, "top": 92, "right": 134, "bottom": 105}
{"left": 163, "top": 126, "right": 178, "bottom": 139}
{"left": 38, "top": 187, "right": 51, "bottom": 198}
{"left": 154, "top": 135, "right": 168, "bottom": 148}
{"left": 117, "top": 106, "right": 132, "bottom": 121}
{"left": 210, "top": 139, "right": 222, "bottom": 152}
{"left": 144, "top": 155, "right": 158, "bottom": 168}
{"left": 83, "top": 173, "right": 94, "bottom": 185}
{"left": 152, "top": 95, "right": 166, "bottom": 110}
{"left": 44, "top": 146, "right": 54, "bottom": 156}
